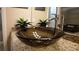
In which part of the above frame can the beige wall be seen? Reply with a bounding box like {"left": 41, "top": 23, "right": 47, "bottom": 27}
{"left": 6, "top": 8, "right": 32, "bottom": 37}
{"left": 31, "top": 7, "right": 49, "bottom": 26}
{"left": 64, "top": 13, "right": 79, "bottom": 25}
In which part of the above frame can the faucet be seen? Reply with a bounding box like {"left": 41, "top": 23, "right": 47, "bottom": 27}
{"left": 48, "top": 14, "right": 58, "bottom": 35}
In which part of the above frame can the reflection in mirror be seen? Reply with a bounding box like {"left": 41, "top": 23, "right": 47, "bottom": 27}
{"left": 15, "top": 7, "right": 28, "bottom": 9}
{"left": 62, "top": 7, "right": 79, "bottom": 36}
{"left": 35, "top": 7, "right": 45, "bottom": 11}
{"left": 48, "top": 7, "right": 56, "bottom": 28}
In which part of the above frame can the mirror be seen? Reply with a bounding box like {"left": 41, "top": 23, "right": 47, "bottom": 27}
{"left": 48, "top": 7, "right": 57, "bottom": 28}
{"left": 15, "top": 7, "right": 28, "bottom": 9}
{"left": 35, "top": 7, "right": 45, "bottom": 11}
{"left": 13, "top": 7, "right": 57, "bottom": 29}
{"left": 62, "top": 7, "right": 79, "bottom": 35}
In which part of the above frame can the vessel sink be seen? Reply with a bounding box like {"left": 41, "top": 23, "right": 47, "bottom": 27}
{"left": 16, "top": 27, "right": 64, "bottom": 47}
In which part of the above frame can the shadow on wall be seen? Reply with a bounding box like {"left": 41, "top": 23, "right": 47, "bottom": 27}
{"left": 0, "top": 8, "right": 3, "bottom": 41}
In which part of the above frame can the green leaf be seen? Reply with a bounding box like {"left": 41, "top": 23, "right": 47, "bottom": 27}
{"left": 20, "top": 18, "right": 24, "bottom": 22}
{"left": 40, "top": 19, "right": 43, "bottom": 22}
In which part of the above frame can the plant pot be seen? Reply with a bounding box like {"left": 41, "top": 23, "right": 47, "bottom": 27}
{"left": 40, "top": 23, "right": 46, "bottom": 27}
{"left": 21, "top": 26, "right": 28, "bottom": 31}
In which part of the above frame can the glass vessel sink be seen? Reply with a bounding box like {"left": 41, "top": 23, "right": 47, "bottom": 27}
{"left": 16, "top": 27, "right": 64, "bottom": 47}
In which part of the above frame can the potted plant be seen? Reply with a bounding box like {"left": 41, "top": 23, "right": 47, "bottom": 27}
{"left": 38, "top": 19, "right": 48, "bottom": 27}
{"left": 15, "top": 17, "right": 31, "bottom": 31}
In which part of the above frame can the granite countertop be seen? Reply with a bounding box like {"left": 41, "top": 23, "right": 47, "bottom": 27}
{"left": 10, "top": 30, "right": 79, "bottom": 51}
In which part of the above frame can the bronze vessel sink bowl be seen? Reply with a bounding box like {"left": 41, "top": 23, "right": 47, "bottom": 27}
{"left": 16, "top": 27, "right": 64, "bottom": 47}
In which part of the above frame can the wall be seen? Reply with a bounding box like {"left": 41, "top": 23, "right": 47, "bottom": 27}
{"left": 31, "top": 7, "right": 49, "bottom": 26}
{"left": 6, "top": 7, "right": 32, "bottom": 37}
{"left": 64, "top": 13, "right": 79, "bottom": 25}
{"left": 63, "top": 8, "right": 79, "bottom": 25}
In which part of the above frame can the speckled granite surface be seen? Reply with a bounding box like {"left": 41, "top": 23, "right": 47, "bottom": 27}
{"left": 11, "top": 31, "right": 79, "bottom": 51}
{"left": 0, "top": 31, "right": 3, "bottom": 51}
{"left": 0, "top": 41, "right": 3, "bottom": 51}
